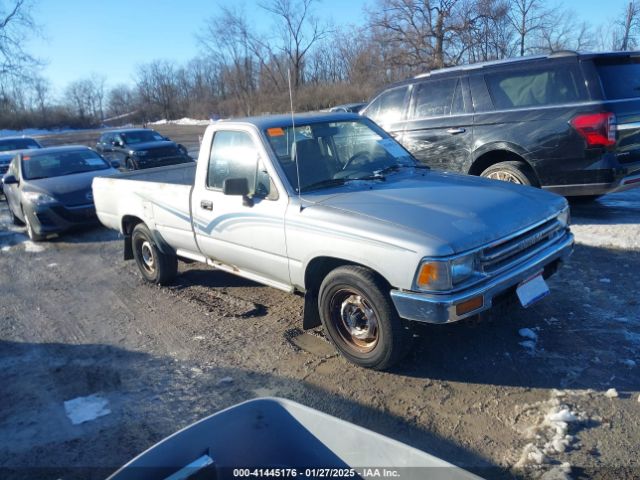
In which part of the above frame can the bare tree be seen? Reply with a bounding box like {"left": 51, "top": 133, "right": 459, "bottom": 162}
{"left": 0, "top": 0, "right": 38, "bottom": 82}
{"left": 619, "top": 1, "right": 640, "bottom": 50}
{"left": 260, "top": 0, "right": 329, "bottom": 88}
{"left": 508, "top": 0, "right": 551, "bottom": 56}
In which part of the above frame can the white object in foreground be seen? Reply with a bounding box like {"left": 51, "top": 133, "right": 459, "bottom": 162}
{"left": 64, "top": 394, "right": 111, "bottom": 425}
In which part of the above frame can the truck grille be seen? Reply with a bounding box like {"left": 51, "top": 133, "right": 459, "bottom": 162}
{"left": 150, "top": 147, "right": 180, "bottom": 157}
{"left": 480, "top": 218, "right": 566, "bottom": 275}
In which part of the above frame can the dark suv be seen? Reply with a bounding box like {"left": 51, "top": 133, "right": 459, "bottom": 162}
{"left": 95, "top": 129, "right": 192, "bottom": 170}
{"left": 362, "top": 51, "right": 640, "bottom": 197}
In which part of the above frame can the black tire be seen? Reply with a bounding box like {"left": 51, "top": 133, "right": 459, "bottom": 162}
{"left": 480, "top": 161, "right": 536, "bottom": 186}
{"left": 131, "top": 223, "right": 177, "bottom": 285}
{"left": 125, "top": 157, "right": 137, "bottom": 170}
{"left": 23, "top": 209, "right": 45, "bottom": 242}
{"left": 318, "top": 265, "right": 411, "bottom": 370}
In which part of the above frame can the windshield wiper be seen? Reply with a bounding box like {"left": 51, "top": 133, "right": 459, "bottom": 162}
{"left": 375, "top": 163, "right": 430, "bottom": 176}
{"left": 300, "top": 178, "right": 347, "bottom": 192}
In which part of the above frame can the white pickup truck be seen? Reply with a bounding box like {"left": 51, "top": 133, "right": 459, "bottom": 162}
{"left": 93, "top": 112, "right": 574, "bottom": 369}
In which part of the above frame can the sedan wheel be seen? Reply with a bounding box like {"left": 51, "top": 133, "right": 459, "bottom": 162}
{"left": 23, "top": 210, "right": 45, "bottom": 242}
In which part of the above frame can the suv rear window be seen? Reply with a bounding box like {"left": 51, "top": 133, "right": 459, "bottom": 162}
{"left": 595, "top": 58, "right": 640, "bottom": 100}
{"left": 485, "top": 65, "right": 583, "bottom": 109}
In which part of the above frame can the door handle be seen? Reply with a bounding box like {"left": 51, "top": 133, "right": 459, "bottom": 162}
{"left": 200, "top": 200, "right": 213, "bottom": 211}
{"left": 446, "top": 128, "right": 466, "bottom": 135}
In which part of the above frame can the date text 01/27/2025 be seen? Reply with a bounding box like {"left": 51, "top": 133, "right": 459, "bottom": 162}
{"left": 232, "top": 467, "right": 402, "bottom": 478}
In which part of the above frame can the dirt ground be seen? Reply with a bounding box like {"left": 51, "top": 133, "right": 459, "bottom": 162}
{"left": 1, "top": 126, "right": 639, "bottom": 479}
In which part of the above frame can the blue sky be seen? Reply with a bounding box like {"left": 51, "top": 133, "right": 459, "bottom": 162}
{"left": 27, "top": 0, "right": 621, "bottom": 95}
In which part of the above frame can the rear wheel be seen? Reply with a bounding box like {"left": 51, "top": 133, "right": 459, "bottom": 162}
{"left": 481, "top": 161, "right": 536, "bottom": 186}
{"left": 318, "top": 265, "right": 411, "bottom": 370}
{"left": 131, "top": 223, "right": 177, "bottom": 285}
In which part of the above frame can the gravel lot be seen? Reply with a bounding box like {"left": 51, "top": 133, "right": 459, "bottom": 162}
{"left": 1, "top": 126, "right": 639, "bottom": 479}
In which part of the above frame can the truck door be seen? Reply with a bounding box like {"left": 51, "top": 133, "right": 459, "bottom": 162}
{"left": 191, "top": 129, "right": 290, "bottom": 287}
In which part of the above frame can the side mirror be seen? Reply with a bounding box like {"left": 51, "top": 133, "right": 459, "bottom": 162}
{"left": 2, "top": 174, "right": 18, "bottom": 185}
{"left": 110, "top": 161, "right": 121, "bottom": 169}
{"left": 222, "top": 177, "right": 253, "bottom": 206}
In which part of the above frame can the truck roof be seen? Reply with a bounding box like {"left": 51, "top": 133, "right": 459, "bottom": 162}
{"left": 218, "top": 111, "right": 361, "bottom": 130}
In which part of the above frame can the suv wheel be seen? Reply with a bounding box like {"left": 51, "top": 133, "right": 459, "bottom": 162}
{"left": 125, "top": 157, "right": 137, "bottom": 170}
{"left": 481, "top": 161, "right": 536, "bottom": 186}
{"left": 318, "top": 265, "right": 411, "bottom": 370}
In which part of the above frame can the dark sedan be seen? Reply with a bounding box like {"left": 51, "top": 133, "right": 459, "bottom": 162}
{"left": 95, "top": 128, "right": 193, "bottom": 170}
{"left": 2, "top": 146, "right": 118, "bottom": 241}
{"left": 0, "top": 136, "right": 42, "bottom": 194}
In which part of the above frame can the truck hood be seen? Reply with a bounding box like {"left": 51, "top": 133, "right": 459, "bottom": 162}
{"left": 305, "top": 171, "right": 567, "bottom": 255}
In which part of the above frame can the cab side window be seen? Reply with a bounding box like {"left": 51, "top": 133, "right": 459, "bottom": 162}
{"left": 208, "top": 131, "right": 266, "bottom": 197}
{"left": 365, "top": 86, "right": 408, "bottom": 125}
{"left": 411, "top": 78, "right": 463, "bottom": 118}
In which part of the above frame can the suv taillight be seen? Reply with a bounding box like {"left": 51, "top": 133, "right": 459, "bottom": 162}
{"left": 570, "top": 112, "right": 616, "bottom": 148}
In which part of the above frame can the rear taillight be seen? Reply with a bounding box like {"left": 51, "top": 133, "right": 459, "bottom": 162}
{"left": 570, "top": 112, "right": 616, "bottom": 148}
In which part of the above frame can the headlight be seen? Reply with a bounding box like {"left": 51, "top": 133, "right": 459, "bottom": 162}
{"left": 23, "top": 191, "right": 57, "bottom": 205}
{"left": 557, "top": 207, "right": 570, "bottom": 228}
{"left": 416, "top": 254, "right": 479, "bottom": 291}
{"left": 133, "top": 150, "right": 149, "bottom": 156}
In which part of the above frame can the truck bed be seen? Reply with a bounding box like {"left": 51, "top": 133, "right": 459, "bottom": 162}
{"left": 110, "top": 163, "right": 196, "bottom": 185}
{"left": 93, "top": 163, "right": 198, "bottom": 253}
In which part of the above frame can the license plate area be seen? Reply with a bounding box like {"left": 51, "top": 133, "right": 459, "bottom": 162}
{"left": 516, "top": 273, "right": 550, "bottom": 308}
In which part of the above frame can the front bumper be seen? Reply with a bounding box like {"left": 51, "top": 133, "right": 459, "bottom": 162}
{"left": 25, "top": 202, "right": 99, "bottom": 236}
{"left": 390, "top": 232, "right": 574, "bottom": 324}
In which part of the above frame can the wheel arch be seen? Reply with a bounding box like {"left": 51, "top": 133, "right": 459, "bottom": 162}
{"left": 469, "top": 144, "right": 539, "bottom": 185}
{"left": 301, "top": 256, "right": 392, "bottom": 330}
{"left": 121, "top": 215, "right": 173, "bottom": 260}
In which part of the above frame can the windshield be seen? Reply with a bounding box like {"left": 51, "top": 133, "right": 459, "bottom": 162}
{"left": 264, "top": 120, "right": 419, "bottom": 192}
{"left": 21, "top": 150, "right": 111, "bottom": 180}
{"left": 0, "top": 138, "right": 41, "bottom": 152}
{"left": 121, "top": 130, "right": 165, "bottom": 144}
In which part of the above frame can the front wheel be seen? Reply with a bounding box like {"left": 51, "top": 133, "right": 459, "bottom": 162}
{"left": 125, "top": 157, "right": 137, "bottom": 171}
{"left": 318, "top": 265, "right": 411, "bottom": 370}
{"left": 131, "top": 223, "right": 177, "bottom": 285}
{"left": 24, "top": 211, "right": 45, "bottom": 242}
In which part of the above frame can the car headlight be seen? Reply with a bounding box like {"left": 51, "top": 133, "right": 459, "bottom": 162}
{"left": 23, "top": 191, "right": 57, "bottom": 205}
{"left": 416, "top": 254, "right": 479, "bottom": 291}
{"left": 557, "top": 207, "right": 570, "bottom": 228}
{"left": 133, "top": 150, "right": 149, "bottom": 156}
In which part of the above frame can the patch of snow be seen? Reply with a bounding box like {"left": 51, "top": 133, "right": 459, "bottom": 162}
{"left": 637, "top": 394, "right": 640, "bottom": 403}
{"left": 23, "top": 241, "right": 45, "bottom": 253}
{"left": 1, "top": 245, "right": 10, "bottom": 252}
{"left": 64, "top": 394, "right": 111, "bottom": 425}
{"left": 193, "top": 335, "right": 205, "bottom": 341}
{"left": 604, "top": 388, "right": 618, "bottom": 398}
{"left": 216, "top": 376, "right": 233, "bottom": 386}
{"left": 519, "top": 340, "right": 536, "bottom": 353}
{"left": 149, "top": 117, "right": 211, "bottom": 126}
{"left": 541, "top": 463, "right": 572, "bottom": 480}
{"left": 47, "top": 263, "right": 58, "bottom": 268}
{"left": 519, "top": 328, "right": 538, "bottom": 341}
{"left": 599, "top": 278, "right": 611, "bottom": 284}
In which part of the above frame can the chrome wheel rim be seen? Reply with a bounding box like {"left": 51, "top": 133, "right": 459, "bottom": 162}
{"left": 485, "top": 170, "right": 522, "bottom": 184}
{"left": 330, "top": 289, "right": 379, "bottom": 353}
{"left": 140, "top": 240, "right": 155, "bottom": 272}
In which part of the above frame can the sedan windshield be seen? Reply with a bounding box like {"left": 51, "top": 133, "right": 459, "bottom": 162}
{"left": 0, "top": 138, "right": 40, "bottom": 152}
{"left": 121, "top": 130, "right": 165, "bottom": 145}
{"left": 21, "top": 150, "right": 110, "bottom": 180}
{"left": 264, "top": 120, "right": 420, "bottom": 192}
